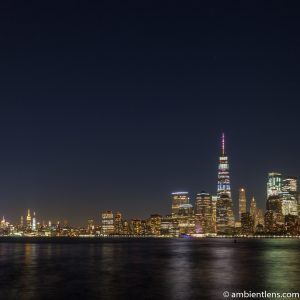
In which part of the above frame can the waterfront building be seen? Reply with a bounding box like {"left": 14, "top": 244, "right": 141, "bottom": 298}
{"left": 160, "top": 215, "right": 179, "bottom": 237}
{"left": 253, "top": 207, "right": 264, "bottom": 232}
{"left": 239, "top": 188, "right": 246, "bottom": 221}
{"left": 149, "top": 214, "right": 162, "bottom": 236}
{"left": 195, "top": 192, "right": 213, "bottom": 233}
{"left": 250, "top": 197, "right": 256, "bottom": 217}
{"left": 87, "top": 219, "right": 94, "bottom": 234}
{"left": 32, "top": 212, "right": 36, "bottom": 231}
{"left": 177, "top": 204, "right": 195, "bottom": 235}
{"left": 216, "top": 133, "right": 234, "bottom": 232}
{"left": 211, "top": 195, "right": 217, "bottom": 233}
{"left": 26, "top": 209, "right": 32, "bottom": 230}
{"left": 122, "top": 220, "right": 131, "bottom": 235}
{"left": 171, "top": 192, "right": 190, "bottom": 217}
{"left": 20, "top": 216, "right": 24, "bottom": 229}
{"left": 241, "top": 212, "right": 253, "bottom": 235}
{"left": 285, "top": 214, "right": 298, "bottom": 235}
{"left": 114, "top": 212, "right": 123, "bottom": 235}
{"left": 131, "top": 219, "right": 142, "bottom": 235}
{"left": 264, "top": 210, "right": 275, "bottom": 233}
{"left": 1, "top": 216, "right": 6, "bottom": 229}
{"left": 101, "top": 211, "right": 115, "bottom": 235}
{"left": 280, "top": 176, "right": 298, "bottom": 216}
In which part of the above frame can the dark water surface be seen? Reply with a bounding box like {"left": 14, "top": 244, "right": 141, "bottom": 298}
{"left": 0, "top": 238, "right": 300, "bottom": 300}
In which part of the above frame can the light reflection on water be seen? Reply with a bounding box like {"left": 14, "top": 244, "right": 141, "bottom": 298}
{"left": 0, "top": 239, "right": 300, "bottom": 300}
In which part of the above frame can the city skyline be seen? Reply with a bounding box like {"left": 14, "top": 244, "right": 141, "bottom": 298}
{"left": 1, "top": 133, "right": 298, "bottom": 228}
{"left": 1, "top": 2, "right": 300, "bottom": 226}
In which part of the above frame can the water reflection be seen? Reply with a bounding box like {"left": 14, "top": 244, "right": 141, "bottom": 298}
{"left": 167, "top": 241, "right": 192, "bottom": 300}
{"left": 262, "top": 239, "right": 300, "bottom": 292}
{"left": 0, "top": 239, "right": 300, "bottom": 300}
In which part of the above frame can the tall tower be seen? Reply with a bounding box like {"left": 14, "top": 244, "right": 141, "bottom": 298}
{"left": 32, "top": 212, "right": 36, "bottom": 231}
{"left": 239, "top": 188, "right": 247, "bottom": 220}
{"left": 216, "top": 133, "right": 234, "bottom": 232}
{"left": 20, "top": 216, "right": 24, "bottom": 228}
{"left": 217, "top": 133, "right": 231, "bottom": 197}
{"left": 281, "top": 176, "right": 298, "bottom": 216}
{"left": 250, "top": 197, "right": 257, "bottom": 217}
{"left": 26, "top": 209, "right": 32, "bottom": 229}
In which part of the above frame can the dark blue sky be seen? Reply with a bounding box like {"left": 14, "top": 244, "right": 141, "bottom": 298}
{"left": 0, "top": 1, "right": 300, "bottom": 225}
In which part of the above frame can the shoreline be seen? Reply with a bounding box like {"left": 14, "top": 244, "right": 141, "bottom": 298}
{"left": 1, "top": 235, "right": 300, "bottom": 243}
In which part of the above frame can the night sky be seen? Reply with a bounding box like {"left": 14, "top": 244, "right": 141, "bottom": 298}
{"left": 1, "top": 1, "right": 300, "bottom": 226}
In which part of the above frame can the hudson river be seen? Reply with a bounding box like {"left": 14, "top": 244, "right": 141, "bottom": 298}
{"left": 1, "top": 238, "right": 300, "bottom": 300}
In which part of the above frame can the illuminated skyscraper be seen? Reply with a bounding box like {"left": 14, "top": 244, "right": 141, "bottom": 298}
{"left": 195, "top": 192, "right": 213, "bottom": 233}
{"left": 171, "top": 192, "right": 189, "bottom": 217}
{"left": 266, "top": 173, "right": 298, "bottom": 216}
{"left": 26, "top": 209, "right": 32, "bottom": 229}
{"left": 281, "top": 176, "right": 298, "bottom": 216}
{"left": 267, "top": 172, "right": 282, "bottom": 198}
{"left": 239, "top": 188, "right": 246, "bottom": 220}
{"left": 250, "top": 197, "right": 256, "bottom": 217}
{"left": 101, "top": 211, "right": 115, "bottom": 235}
{"left": 114, "top": 212, "right": 123, "bottom": 235}
{"left": 1, "top": 216, "right": 6, "bottom": 229}
{"left": 282, "top": 176, "right": 297, "bottom": 193}
{"left": 87, "top": 219, "right": 94, "bottom": 234}
{"left": 216, "top": 133, "right": 234, "bottom": 232}
{"left": 211, "top": 196, "right": 217, "bottom": 233}
{"left": 32, "top": 212, "right": 36, "bottom": 231}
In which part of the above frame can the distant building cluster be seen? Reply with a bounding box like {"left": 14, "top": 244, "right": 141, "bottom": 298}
{"left": 1, "top": 134, "right": 300, "bottom": 237}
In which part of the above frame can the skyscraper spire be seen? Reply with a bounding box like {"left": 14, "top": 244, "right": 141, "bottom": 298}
{"left": 217, "top": 133, "right": 231, "bottom": 197}
{"left": 217, "top": 133, "right": 234, "bottom": 232}
{"left": 221, "top": 132, "right": 225, "bottom": 156}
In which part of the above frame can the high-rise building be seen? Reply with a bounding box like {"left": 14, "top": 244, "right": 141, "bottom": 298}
{"left": 266, "top": 195, "right": 282, "bottom": 214}
{"left": 241, "top": 212, "right": 253, "bottom": 235}
{"left": 281, "top": 193, "right": 298, "bottom": 216}
{"left": 171, "top": 192, "right": 189, "bottom": 217}
{"left": 211, "top": 196, "right": 217, "bottom": 233}
{"left": 131, "top": 219, "right": 142, "bottom": 235}
{"left": 253, "top": 207, "right": 264, "bottom": 232}
{"left": 195, "top": 192, "right": 213, "bottom": 233}
{"left": 216, "top": 133, "right": 234, "bottom": 232}
{"left": 264, "top": 210, "right": 275, "bottom": 233}
{"left": 267, "top": 172, "right": 282, "bottom": 198}
{"left": 250, "top": 197, "right": 256, "bottom": 217}
{"left": 149, "top": 214, "right": 162, "bottom": 236}
{"left": 281, "top": 176, "right": 298, "bottom": 216}
{"left": 266, "top": 173, "right": 298, "bottom": 216}
{"left": 239, "top": 188, "right": 246, "bottom": 220}
{"left": 285, "top": 214, "right": 298, "bottom": 235}
{"left": 32, "top": 212, "right": 36, "bottom": 231}
{"left": 160, "top": 215, "right": 179, "bottom": 237}
{"left": 282, "top": 176, "right": 297, "bottom": 193}
{"left": 26, "top": 209, "right": 32, "bottom": 230}
{"left": 101, "top": 211, "right": 114, "bottom": 235}
{"left": 87, "top": 219, "right": 94, "bottom": 234}
{"left": 1, "top": 216, "right": 6, "bottom": 229}
{"left": 114, "top": 212, "right": 123, "bottom": 235}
